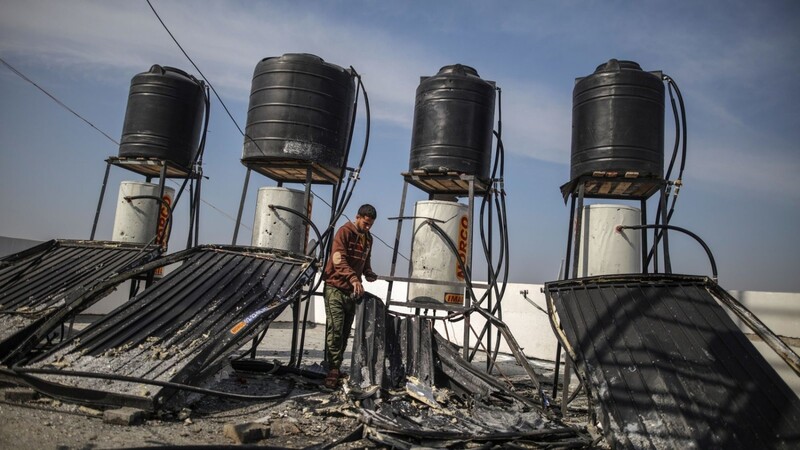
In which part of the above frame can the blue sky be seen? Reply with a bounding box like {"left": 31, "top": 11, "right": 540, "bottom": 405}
{"left": 1, "top": 0, "right": 798, "bottom": 292}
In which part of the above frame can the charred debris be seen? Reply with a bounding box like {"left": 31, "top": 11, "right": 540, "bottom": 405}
{"left": 0, "top": 243, "right": 590, "bottom": 449}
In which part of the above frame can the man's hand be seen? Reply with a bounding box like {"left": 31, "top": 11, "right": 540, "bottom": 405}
{"left": 352, "top": 280, "right": 365, "bottom": 297}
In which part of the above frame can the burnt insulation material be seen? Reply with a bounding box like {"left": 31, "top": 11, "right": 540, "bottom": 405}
{"left": 0, "top": 240, "right": 162, "bottom": 362}
{"left": 350, "top": 295, "right": 589, "bottom": 448}
{"left": 14, "top": 245, "right": 315, "bottom": 410}
{"left": 350, "top": 293, "right": 434, "bottom": 389}
{"left": 545, "top": 274, "right": 800, "bottom": 450}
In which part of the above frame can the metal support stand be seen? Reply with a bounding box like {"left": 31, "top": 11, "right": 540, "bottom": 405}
{"left": 561, "top": 356, "right": 573, "bottom": 412}
{"left": 385, "top": 172, "right": 494, "bottom": 367}
{"left": 233, "top": 162, "right": 342, "bottom": 369}
{"left": 463, "top": 178, "right": 475, "bottom": 360}
{"left": 90, "top": 161, "right": 112, "bottom": 240}
{"left": 386, "top": 181, "right": 409, "bottom": 304}
{"left": 90, "top": 157, "right": 202, "bottom": 292}
{"left": 232, "top": 168, "right": 251, "bottom": 245}
{"left": 289, "top": 168, "right": 314, "bottom": 367}
{"left": 552, "top": 175, "right": 668, "bottom": 402}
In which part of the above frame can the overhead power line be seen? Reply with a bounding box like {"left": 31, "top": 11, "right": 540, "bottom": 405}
{"left": 0, "top": 57, "right": 120, "bottom": 146}
{"left": 146, "top": 0, "right": 404, "bottom": 259}
{"left": 0, "top": 56, "right": 247, "bottom": 231}
{"left": 145, "top": 0, "right": 247, "bottom": 138}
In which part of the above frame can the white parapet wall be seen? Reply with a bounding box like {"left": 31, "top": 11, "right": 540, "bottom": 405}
{"left": 725, "top": 290, "right": 800, "bottom": 396}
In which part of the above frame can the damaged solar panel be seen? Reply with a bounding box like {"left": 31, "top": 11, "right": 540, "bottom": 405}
{"left": 12, "top": 245, "right": 315, "bottom": 411}
{"left": 0, "top": 239, "right": 162, "bottom": 361}
{"left": 545, "top": 274, "right": 800, "bottom": 449}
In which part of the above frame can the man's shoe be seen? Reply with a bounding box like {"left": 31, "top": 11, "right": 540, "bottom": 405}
{"left": 324, "top": 369, "right": 340, "bottom": 389}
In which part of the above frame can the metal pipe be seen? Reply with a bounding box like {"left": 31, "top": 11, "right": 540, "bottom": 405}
{"left": 386, "top": 183, "right": 408, "bottom": 304}
{"left": 571, "top": 183, "right": 585, "bottom": 278}
{"left": 232, "top": 168, "right": 251, "bottom": 245}
{"left": 90, "top": 161, "right": 111, "bottom": 240}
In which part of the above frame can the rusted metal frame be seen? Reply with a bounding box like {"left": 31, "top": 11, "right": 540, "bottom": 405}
{"left": 544, "top": 286, "right": 596, "bottom": 420}
{"left": 90, "top": 160, "right": 112, "bottom": 240}
{"left": 386, "top": 180, "right": 409, "bottom": 304}
{"left": 463, "top": 177, "right": 475, "bottom": 360}
{"left": 472, "top": 307, "right": 542, "bottom": 392}
{"left": 709, "top": 281, "right": 800, "bottom": 376}
{"left": 231, "top": 167, "right": 251, "bottom": 245}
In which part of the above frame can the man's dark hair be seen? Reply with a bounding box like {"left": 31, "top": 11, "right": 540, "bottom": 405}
{"left": 357, "top": 204, "right": 377, "bottom": 219}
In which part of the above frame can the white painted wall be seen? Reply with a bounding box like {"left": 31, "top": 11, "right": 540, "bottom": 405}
{"left": 725, "top": 290, "right": 800, "bottom": 395}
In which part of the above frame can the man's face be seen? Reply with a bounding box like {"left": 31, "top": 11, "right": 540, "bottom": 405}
{"left": 354, "top": 215, "right": 375, "bottom": 233}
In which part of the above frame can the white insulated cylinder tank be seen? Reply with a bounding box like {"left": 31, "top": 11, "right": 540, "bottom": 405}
{"left": 251, "top": 187, "right": 310, "bottom": 254}
{"left": 576, "top": 204, "right": 641, "bottom": 277}
{"left": 111, "top": 181, "right": 175, "bottom": 248}
{"left": 407, "top": 200, "right": 469, "bottom": 304}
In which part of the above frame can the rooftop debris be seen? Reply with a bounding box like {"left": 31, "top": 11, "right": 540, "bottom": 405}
{"left": 545, "top": 274, "right": 800, "bottom": 450}
{"left": 348, "top": 294, "right": 591, "bottom": 448}
{"left": 0, "top": 239, "right": 162, "bottom": 363}
{"left": 7, "top": 245, "right": 315, "bottom": 411}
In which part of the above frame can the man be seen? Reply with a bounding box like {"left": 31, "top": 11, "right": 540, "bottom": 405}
{"left": 322, "top": 204, "right": 378, "bottom": 389}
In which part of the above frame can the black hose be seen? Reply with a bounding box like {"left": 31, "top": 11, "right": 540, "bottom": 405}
{"left": 267, "top": 205, "right": 323, "bottom": 258}
{"left": 317, "top": 67, "right": 371, "bottom": 277}
{"left": 122, "top": 195, "right": 175, "bottom": 247}
{"left": 618, "top": 224, "right": 717, "bottom": 280}
{"left": 663, "top": 76, "right": 681, "bottom": 182}
{"left": 647, "top": 75, "right": 688, "bottom": 269}
{"left": 236, "top": 209, "right": 322, "bottom": 367}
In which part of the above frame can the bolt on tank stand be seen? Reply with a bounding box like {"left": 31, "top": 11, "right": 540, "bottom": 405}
{"left": 552, "top": 173, "right": 670, "bottom": 408}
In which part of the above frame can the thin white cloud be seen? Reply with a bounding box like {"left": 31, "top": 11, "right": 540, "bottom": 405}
{"left": 499, "top": 79, "right": 571, "bottom": 164}
{"left": 685, "top": 134, "right": 800, "bottom": 199}
{"left": 0, "top": 0, "right": 433, "bottom": 126}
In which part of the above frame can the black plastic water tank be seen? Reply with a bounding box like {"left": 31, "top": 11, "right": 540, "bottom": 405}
{"left": 241, "top": 54, "right": 355, "bottom": 175}
{"left": 409, "top": 64, "right": 496, "bottom": 179}
{"left": 119, "top": 65, "right": 206, "bottom": 169}
{"left": 571, "top": 59, "right": 664, "bottom": 181}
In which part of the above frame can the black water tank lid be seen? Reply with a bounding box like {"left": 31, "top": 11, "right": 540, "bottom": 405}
{"left": 147, "top": 64, "right": 195, "bottom": 80}
{"left": 436, "top": 64, "right": 480, "bottom": 77}
{"left": 259, "top": 53, "right": 349, "bottom": 72}
{"left": 593, "top": 59, "right": 643, "bottom": 73}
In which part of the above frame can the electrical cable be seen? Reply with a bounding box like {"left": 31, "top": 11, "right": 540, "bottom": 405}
{"left": 0, "top": 55, "right": 242, "bottom": 240}
{"left": 146, "top": 0, "right": 247, "bottom": 141}
{"left": 0, "top": 57, "right": 121, "bottom": 146}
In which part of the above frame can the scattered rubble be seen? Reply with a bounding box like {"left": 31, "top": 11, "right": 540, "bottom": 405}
{"left": 103, "top": 407, "right": 146, "bottom": 426}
